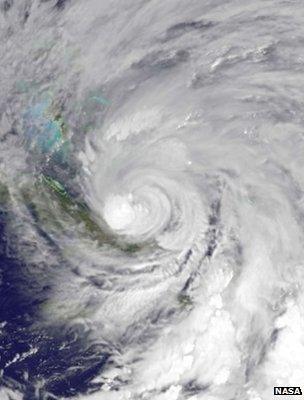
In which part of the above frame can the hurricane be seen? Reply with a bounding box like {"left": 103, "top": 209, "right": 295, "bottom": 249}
{"left": 1, "top": 1, "right": 304, "bottom": 399}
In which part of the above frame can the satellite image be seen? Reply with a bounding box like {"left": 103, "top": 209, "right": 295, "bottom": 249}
{"left": 0, "top": 0, "right": 304, "bottom": 399}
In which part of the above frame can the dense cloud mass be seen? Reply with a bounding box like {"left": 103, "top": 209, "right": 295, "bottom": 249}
{"left": 1, "top": 0, "right": 304, "bottom": 399}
